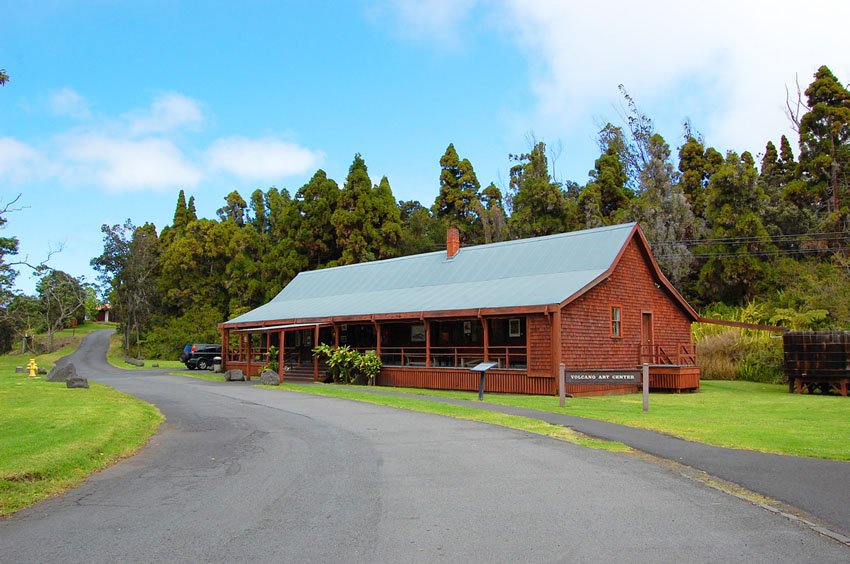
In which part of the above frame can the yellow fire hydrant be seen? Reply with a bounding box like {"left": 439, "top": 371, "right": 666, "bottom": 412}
{"left": 27, "top": 358, "right": 38, "bottom": 378}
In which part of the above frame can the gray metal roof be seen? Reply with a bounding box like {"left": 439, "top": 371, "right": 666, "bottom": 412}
{"left": 225, "top": 223, "right": 636, "bottom": 325}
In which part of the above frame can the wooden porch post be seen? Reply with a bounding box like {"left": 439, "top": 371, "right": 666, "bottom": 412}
{"left": 221, "top": 328, "right": 228, "bottom": 370}
{"left": 482, "top": 318, "right": 489, "bottom": 363}
{"left": 313, "top": 325, "right": 320, "bottom": 380}
{"left": 552, "top": 307, "right": 562, "bottom": 382}
{"left": 334, "top": 324, "right": 339, "bottom": 347}
{"left": 373, "top": 321, "right": 381, "bottom": 356}
{"left": 246, "top": 333, "right": 252, "bottom": 381}
{"left": 278, "top": 329, "right": 284, "bottom": 384}
{"left": 425, "top": 320, "right": 431, "bottom": 368}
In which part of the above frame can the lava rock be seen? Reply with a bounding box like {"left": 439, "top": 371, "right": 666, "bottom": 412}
{"left": 260, "top": 370, "right": 280, "bottom": 385}
{"left": 66, "top": 374, "right": 89, "bottom": 389}
{"left": 125, "top": 357, "right": 145, "bottom": 367}
{"left": 46, "top": 363, "right": 77, "bottom": 383}
{"left": 224, "top": 369, "right": 245, "bottom": 382}
{"left": 38, "top": 368, "right": 47, "bottom": 375}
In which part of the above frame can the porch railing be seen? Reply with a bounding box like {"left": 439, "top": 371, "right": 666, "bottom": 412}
{"left": 226, "top": 346, "right": 268, "bottom": 364}
{"left": 380, "top": 345, "right": 527, "bottom": 370}
{"left": 639, "top": 343, "right": 697, "bottom": 366}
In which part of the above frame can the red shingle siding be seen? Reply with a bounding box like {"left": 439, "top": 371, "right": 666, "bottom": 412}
{"left": 560, "top": 238, "right": 693, "bottom": 370}
{"left": 527, "top": 314, "right": 552, "bottom": 376}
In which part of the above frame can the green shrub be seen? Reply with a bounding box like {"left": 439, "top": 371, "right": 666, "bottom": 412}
{"left": 313, "top": 344, "right": 382, "bottom": 385}
{"left": 266, "top": 345, "right": 279, "bottom": 373}
{"left": 737, "top": 342, "right": 784, "bottom": 384}
{"left": 357, "top": 350, "right": 381, "bottom": 386}
{"left": 142, "top": 306, "right": 222, "bottom": 359}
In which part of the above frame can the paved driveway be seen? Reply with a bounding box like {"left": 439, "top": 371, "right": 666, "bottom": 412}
{"left": 1, "top": 331, "right": 846, "bottom": 562}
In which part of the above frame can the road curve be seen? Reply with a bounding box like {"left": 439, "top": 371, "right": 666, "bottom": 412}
{"left": 1, "top": 330, "right": 846, "bottom": 562}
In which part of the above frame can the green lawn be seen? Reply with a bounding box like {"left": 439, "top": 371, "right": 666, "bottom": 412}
{"left": 0, "top": 337, "right": 163, "bottom": 516}
{"left": 322, "top": 381, "right": 850, "bottom": 461}
{"left": 106, "top": 333, "right": 185, "bottom": 371}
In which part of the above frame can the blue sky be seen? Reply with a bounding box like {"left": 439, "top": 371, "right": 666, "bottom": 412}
{"left": 2, "top": 0, "right": 849, "bottom": 295}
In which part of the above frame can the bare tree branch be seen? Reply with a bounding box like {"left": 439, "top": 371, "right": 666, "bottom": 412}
{"left": 785, "top": 73, "right": 808, "bottom": 133}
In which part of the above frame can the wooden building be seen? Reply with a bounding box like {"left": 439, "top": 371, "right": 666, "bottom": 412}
{"left": 219, "top": 223, "right": 700, "bottom": 395}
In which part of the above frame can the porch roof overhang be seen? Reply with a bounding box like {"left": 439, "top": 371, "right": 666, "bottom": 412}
{"left": 220, "top": 303, "right": 554, "bottom": 331}
{"left": 233, "top": 322, "right": 331, "bottom": 333}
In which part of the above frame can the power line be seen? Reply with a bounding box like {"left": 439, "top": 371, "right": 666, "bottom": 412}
{"left": 656, "top": 245, "right": 850, "bottom": 259}
{"left": 653, "top": 230, "right": 850, "bottom": 246}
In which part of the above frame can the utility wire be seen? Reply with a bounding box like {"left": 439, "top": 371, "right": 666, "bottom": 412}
{"left": 656, "top": 246, "right": 850, "bottom": 259}
{"left": 653, "top": 230, "right": 850, "bottom": 246}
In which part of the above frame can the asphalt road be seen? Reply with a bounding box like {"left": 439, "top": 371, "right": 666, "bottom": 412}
{"left": 1, "top": 330, "right": 847, "bottom": 563}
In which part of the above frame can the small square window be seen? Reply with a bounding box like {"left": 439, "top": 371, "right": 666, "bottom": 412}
{"left": 509, "top": 318, "right": 521, "bottom": 337}
{"left": 611, "top": 306, "right": 622, "bottom": 338}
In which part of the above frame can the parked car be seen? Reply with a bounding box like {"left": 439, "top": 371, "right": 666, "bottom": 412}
{"left": 181, "top": 343, "right": 222, "bottom": 370}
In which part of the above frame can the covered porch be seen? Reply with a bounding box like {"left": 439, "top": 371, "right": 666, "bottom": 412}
{"left": 223, "top": 323, "right": 335, "bottom": 382}
{"left": 221, "top": 314, "right": 532, "bottom": 382}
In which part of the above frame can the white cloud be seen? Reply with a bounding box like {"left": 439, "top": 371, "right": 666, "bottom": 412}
{"left": 6, "top": 92, "right": 322, "bottom": 193}
{"left": 389, "top": 0, "right": 850, "bottom": 155}
{"left": 207, "top": 136, "right": 324, "bottom": 181}
{"left": 125, "top": 92, "right": 204, "bottom": 135}
{"left": 372, "top": 0, "right": 480, "bottom": 48}
{"left": 58, "top": 134, "right": 202, "bottom": 191}
{"left": 501, "top": 0, "right": 850, "bottom": 152}
{"left": 0, "top": 137, "right": 47, "bottom": 182}
{"left": 49, "top": 87, "right": 91, "bottom": 119}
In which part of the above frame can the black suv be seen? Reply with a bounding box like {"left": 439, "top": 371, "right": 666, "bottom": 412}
{"left": 180, "top": 343, "right": 222, "bottom": 370}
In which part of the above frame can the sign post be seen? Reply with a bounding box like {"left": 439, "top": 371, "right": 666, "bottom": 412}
{"left": 469, "top": 361, "right": 498, "bottom": 401}
{"left": 558, "top": 363, "right": 566, "bottom": 407}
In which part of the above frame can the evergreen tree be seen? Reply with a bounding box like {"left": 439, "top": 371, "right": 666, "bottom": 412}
{"left": 249, "top": 188, "right": 268, "bottom": 233}
{"left": 798, "top": 65, "right": 850, "bottom": 230}
{"left": 186, "top": 195, "right": 197, "bottom": 222}
{"left": 398, "top": 200, "right": 444, "bottom": 255}
{"left": 433, "top": 144, "right": 482, "bottom": 243}
{"left": 678, "top": 136, "right": 707, "bottom": 216}
{"left": 332, "top": 154, "right": 402, "bottom": 265}
{"left": 507, "top": 141, "right": 577, "bottom": 238}
{"left": 263, "top": 187, "right": 304, "bottom": 299}
{"left": 698, "top": 152, "right": 773, "bottom": 303}
{"left": 373, "top": 176, "right": 403, "bottom": 257}
{"left": 217, "top": 191, "right": 248, "bottom": 226}
{"left": 580, "top": 134, "right": 631, "bottom": 226}
{"left": 477, "top": 182, "right": 507, "bottom": 243}
{"left": 158, "top": 219, "right": 237, "bottom": 319}
{"left": 778, "top": 135, "right": 796, "bottom": 184}
{"left": 172, "top": 190, "right": 189, "bottom": 233}
{"left": 292, "top": 170, "right": 341, "bottom": 269}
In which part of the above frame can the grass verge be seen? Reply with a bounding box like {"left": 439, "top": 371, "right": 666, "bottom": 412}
{"left": 169, "top": 370, "right": 223, "bottom": 382}
{"left": 0, "top": 340, "right": 163, "bottom": 517}
{"left": 331, "top": 381, "right": 850, "bottom": 461}
{"left": 106, "top": 333, "right": 185, "bottom": 371}
{"left": 261, "top": 382, "right": 630, "bottom": 453}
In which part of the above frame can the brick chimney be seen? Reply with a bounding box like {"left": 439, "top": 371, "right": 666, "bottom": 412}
{"left": 446, "top": 226, "right": 460, "bottom": 259}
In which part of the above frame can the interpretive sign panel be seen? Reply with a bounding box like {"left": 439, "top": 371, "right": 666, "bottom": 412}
{"left": 563, "top": 369, "right": 641, "bottom": 384}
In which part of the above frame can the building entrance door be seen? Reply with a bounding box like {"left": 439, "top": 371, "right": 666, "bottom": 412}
{"left": 642, "top": 312, "right": 654, "bottom": 363}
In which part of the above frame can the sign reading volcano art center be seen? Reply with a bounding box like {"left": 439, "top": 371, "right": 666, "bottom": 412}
{"left": 563, "top": 369, "right": 641, "bottom": 384}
